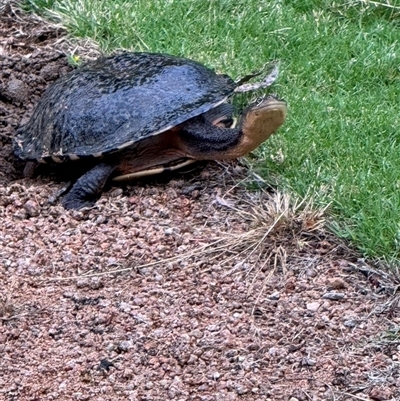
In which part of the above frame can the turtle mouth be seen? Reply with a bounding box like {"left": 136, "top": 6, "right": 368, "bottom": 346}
{"left": 251, "top": 96, "right": 287, "bottom": 115}
{"left": 239, "top": 95, "right": 287, "bottom": 144}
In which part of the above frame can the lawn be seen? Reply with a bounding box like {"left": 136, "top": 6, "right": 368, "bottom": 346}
{"left": 24, "top": 0, "right": 400, "bottom": 262}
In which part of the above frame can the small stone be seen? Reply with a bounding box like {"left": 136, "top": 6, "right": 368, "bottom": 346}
{"left": 269, "top": 291, "right": 280, "bottom": 300}
{"left": 322, "top": 292, "right": 345, "bottom": 300}
{"left": 236, "top": 385, "right": 248, "bottom": 395}
{"left": 118, "top": 217, "right": 133, "bottom": 227}
{"left": 181, "top": 184, "right": 202, "bottom": 195}
{"left": 301, "top": 357, "right": 316, "bottom": 366}
{"left": 131, "top": 212, "right": 140, "bottom": 221}
{"left": 212, "top": 372, "right": 220, "bottom": 380}
{"left": 132, "top": 297, "right": 144, "bottom": 306}
{"left": 159, "top": 379, "right": 169, "bottom": 388}
{"left": 158, "top": 208, "right": 169, "bottom": 218}
{"left": 89, "top": 278, "right": 103, "bottom": 289}
{"left": 306, "top": 269, "right": 317, "bottom": 278}
{"left": 110, "top": 188, "right": 123, "bottom": 197}
{"left": 70, "top": 210, "right": 85, "bottom": 221}
{"left": 327, "top": 277, "right": 347, "bottom": 289}
{"left": 187, "top": 354, "right": 198, "bottom": 364}
{"left": 143, "top": 209, "right": 153, "bottom": 218}
{"left": 105, "top": 343, "right": 115, "bottom": 352}
{"left": 306, "top": 302, "right": 321, "bottom": 312}
{"left": 48, "top": 328, "right": 61, "bottom": 339}
{"left": 285, "top": 279, "right": 296, "bottom": 291}
{"left": 95, "top": 215, "right": 107, "bottom": 224}
{"left": 168, "top": 389, "right": 177, "bottom": 399}
{"left": 75, "top": 279, "right": 89, "bottom": 288}
{"left": 119, "top": 302, "right": 131, "bottom": 313}
{"left": 369, "top": 385, "right": 392, "bottom": 400}
{"left": 99, "top": 359, "right": 114, "bottom": 371}
{"left": 191, "top": 330, "right": 203, "bottom": 339}
{"left": 344, "top": 319, "right": 357, "bottom": 328}
{"left": 24, "top": 200, "right": 40, "bottom": 217}
{"left": 118, "top": 340, "right": 132, "bottom": 352}
{"left": 6, "top": 77, "right": 27, "bottom": 103}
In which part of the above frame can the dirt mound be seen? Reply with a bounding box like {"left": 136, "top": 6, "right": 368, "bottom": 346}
{"left": 0, "top": 3, "right": 399, "bottom": 401}
{"left": 0, "top": 3, "right": 74, "bottom": 182}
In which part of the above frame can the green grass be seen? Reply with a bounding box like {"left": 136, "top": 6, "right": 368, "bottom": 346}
{"left": 24, "top": 0, "right": 400, "bottom": 262}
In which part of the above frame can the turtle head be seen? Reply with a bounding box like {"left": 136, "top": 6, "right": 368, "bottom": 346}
{"left": 215, "top": 95, "right": 286, "bottom": 159}
{"left": 172, "top": 95, "right": 287, "bottom": 161}
{"left": 239, "top": 95, "right": 287, "bottom": 153}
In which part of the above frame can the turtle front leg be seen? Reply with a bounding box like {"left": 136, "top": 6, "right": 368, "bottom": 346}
{"left": 61, "top": 162, "right": 116, "bottom": 210}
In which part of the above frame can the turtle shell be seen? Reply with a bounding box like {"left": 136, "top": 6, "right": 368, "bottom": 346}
{"left": 13, "top": 52, "right": 236, "bottom": 162}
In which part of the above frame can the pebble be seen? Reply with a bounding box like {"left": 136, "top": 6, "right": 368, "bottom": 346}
{"left": 327, "top": 277, "right": 347, "bottom": 289}
{"left": 110, "top": 188, "right": 123, "bottom": 197}
{"left": 105, "top": 343, "right": 115, "bottom": 352}
{"left": 301, "top": 357, "right": 316, "bottom": 366}
{"left": 6, "top": 77, "right": 27, "bottom": 103}
{"left": 187, "top": 354, "right": 198, "bottom": 364}
{"left": 118, "top": 340, "right": 133, "bottom": 352}
{"left": 95, "top": 215, "right": 107, "bottom": 224}
{"left": 143, "top": 209, "right": 153, "bottom": 217}
{"left": 24, "top": 200, "right": 40, "bottom": 217}
{"left": 343, "top": 319, "right": 357, "bottom": 328}
{"left": 322, "top": 292, "right": 345, "bottom": 300}
{"left": 118, "top": 217, "right": 133, "bottom": 227}
{"left": 159, "top": 380, "right": 170, "bottom": 388}
{"left": 236, "top": 385, "right": 248, "bottom": 395}
{"left": 306, "top": 268, "right": 317, "bottom": 278}
{"left": 89, "top": 278, "right": 103, "bottom": 289}
{"left": 369, "top": 386, "right": 393, "bottom": 400}
{"left": 119, "top": 302, "right": 132, "bottom": 313}
{"left": 191, "top": 330, "right": 203, "bottom": 339}
{"left": 269, "top": 291, "right": 280, "bottom": 300}
{"left": 306, "top": 302, "right": 321, "bottom": 312}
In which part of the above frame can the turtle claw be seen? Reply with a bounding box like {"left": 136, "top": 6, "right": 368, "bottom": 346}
{"left": 60, "top": 162, "right": 116, "bottom": 210}
{"left": 61, "top": 193, "right": 98, "bottom": 210}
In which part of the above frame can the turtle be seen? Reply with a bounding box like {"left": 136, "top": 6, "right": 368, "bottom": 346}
{"left": 13, "top": 52, "right": 287, "bottom": 210}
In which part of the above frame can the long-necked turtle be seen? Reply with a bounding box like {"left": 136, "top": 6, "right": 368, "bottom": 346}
{"left": 13, "top": 52, "right": 287, "bottom": 209}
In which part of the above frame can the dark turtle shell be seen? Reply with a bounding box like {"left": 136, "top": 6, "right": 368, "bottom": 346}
{"left": 13, "top": 52, "right": 236, "bottom": 162}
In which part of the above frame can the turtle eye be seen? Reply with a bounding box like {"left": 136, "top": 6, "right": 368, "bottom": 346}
{"left": 266, "top": 93, "right": 283, "bottom": 101}
{"left": 254, "top": 96, "right": 267, "bottom": 106}
{"left": 254, "top": 96, "right": 268, "bottom": 106}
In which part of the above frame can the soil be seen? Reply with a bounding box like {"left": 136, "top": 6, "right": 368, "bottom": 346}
{"left": 1, "top": 3, "right": 399, "bottom": 401}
